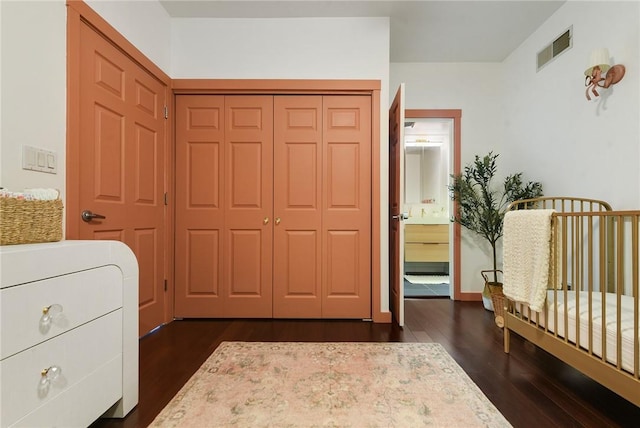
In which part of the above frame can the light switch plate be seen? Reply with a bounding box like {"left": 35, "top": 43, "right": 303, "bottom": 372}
{"left": 23, "top": 145, "right": 57, "bottom": 174}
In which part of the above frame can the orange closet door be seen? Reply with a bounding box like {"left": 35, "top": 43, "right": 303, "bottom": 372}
{"left": 273, "top": 95, "right": 372, "bottom": 318}
{"left": 174, "top": 95, "right": 226, "bottom": 317}
{"left": 223, "top": 96, "right": 274, "bottom": 317}
{"left": 273, "top": 96, "right": 323, "bottom": 317}
{"left": 322, "top": 96, "right": 372, "bottom": 319}
{"left": 175, "top": 95, "right": 273, "bottom": 318}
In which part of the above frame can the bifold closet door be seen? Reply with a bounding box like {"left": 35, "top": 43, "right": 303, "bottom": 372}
{"left": 273, "top": 95, "right": 372, "bottom": 319}
{"left": 175, "top": 95, "right": 273, "bottom": 318}
{"left": 273, "top": 96, "right": 323, "bottom": 317}
{"left": 321, "top": 96, "right": 371, "bottom": 318}
{"left": 224, "top": 96, "right": 274, "bottom": 317}
{"left": 175, "top": 94, "right": 370, "bottom": 319}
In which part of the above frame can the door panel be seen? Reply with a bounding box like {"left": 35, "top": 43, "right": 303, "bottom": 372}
{"left": 187, "top": 230, "right": 220, "bottom": 294}
{"left": 389, "top": 85, "right": 405, "bottom": 326}
{"left": 94, "top": 106, "right": 124, "bottom": 201}
{"left": 326, "top": 230, "right": 360, "bottom": 294}
{"left": 273, "top": 96, "right": 323, "bottom": 318}
{"left": 322, "top": 96, "right": 371, "bottom": 318}
{"left": 135, "top": 228, "right": 158, "bottom": 310}
{"left": 224, "top": 96, "right": 274, "bottom": 317}
{"left": 175, "top": 96, "right": 225, "bottom": 317}
{"left": 79, "top": 22, "right": 166, "bottom": 336}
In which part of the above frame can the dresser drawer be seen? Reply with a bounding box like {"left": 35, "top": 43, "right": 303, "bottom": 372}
{"left": 0, "top": 310, "right": 123, "bottom": 427}
{"left": 0, "top": 265, "right": 123, "bottom": 360}
{"left": 405, "top": 243, "right": 449, "bottom": 262}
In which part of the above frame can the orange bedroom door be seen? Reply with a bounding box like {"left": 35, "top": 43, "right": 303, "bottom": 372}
{"left": 75, "top": 22, "right": 167, "bottom": 336}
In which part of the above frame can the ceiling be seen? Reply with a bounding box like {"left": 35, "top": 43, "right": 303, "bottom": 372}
{"left": 159, "top": 0, "right": 566, "bottom": 62}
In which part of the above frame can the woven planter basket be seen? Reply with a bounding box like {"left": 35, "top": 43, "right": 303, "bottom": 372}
{"left": 0, "top": 197, "right": 63, "bottom": 245}
{"left": 481, "top": 270, "right": 506, "bottom": 328}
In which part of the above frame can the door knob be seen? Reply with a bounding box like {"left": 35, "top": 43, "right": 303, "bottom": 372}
{"left": 275, "top": 217, "right": 281, "bottom": 225}
{"left": 81, "top": 210, "right": 106, "bottom": 222}
{"left": 263, "top": 217, "right": 269, "bottom": 225}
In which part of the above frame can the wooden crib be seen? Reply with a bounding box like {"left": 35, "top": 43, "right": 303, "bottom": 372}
{"left": 502, "top": 197, "right": 640, "bottom": 408}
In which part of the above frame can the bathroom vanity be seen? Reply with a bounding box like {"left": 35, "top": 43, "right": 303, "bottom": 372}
{"left": 404, "top": 223, "right": 449, "bottom": 263}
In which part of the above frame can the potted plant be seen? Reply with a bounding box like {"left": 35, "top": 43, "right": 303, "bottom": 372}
{"left": 449, "top": 152, "right": 543, "bottom": 310}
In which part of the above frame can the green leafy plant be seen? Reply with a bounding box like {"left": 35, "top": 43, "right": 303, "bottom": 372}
{"left": 449, "top": 152, "right": 543, "bottom": 284}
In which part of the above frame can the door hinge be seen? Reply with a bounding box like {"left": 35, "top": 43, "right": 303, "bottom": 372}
{"left": 164, "top": 192, "right": 168, "bottom": 205}
{"left": 164, "top": 279, "right": 167, "bottom": 292}
{"left": 164, "top": 106, "right": 168, "bottom": 119}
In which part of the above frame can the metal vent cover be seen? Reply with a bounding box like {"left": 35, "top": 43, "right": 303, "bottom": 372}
{"left": 537, "top": 26, "right": 572, "bottom": 71}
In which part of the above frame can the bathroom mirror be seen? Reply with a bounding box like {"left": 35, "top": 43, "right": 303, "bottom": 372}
{"left": 403, "top": 118, "right": 452, "bottom": 208}
{"left": 405, "top": 145, "right": 445, "bottom": 204}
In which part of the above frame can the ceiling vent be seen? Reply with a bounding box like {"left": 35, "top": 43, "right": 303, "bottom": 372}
{"left": 537, "top": 26, "right": 572, "bottom": 71}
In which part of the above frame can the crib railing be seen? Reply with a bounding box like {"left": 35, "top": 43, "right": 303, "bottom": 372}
{"left": 508, "top": 209, "right": 640, "bottom": 379}
{"left": 504, "top": 197, "right": 640, "bottom": 406}
{"left": 506, "top": 196, "right": 612, "bottom": 213}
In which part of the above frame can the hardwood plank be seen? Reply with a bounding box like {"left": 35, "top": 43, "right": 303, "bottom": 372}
{"left": 91, "top": 300, "right": 640, "bottom": 428}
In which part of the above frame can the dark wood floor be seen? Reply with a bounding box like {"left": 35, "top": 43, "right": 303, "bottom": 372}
{"left": 92, "top": 299, "right": 640, "bottom": 428}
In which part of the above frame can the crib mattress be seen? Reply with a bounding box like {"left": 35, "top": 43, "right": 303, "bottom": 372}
{"left": 515, "top": 291, "right": 639, "bottom": 373}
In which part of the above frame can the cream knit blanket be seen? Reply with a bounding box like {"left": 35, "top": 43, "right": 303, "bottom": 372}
{"left": 502, "top": 209, "right": 555, "bottom": 312}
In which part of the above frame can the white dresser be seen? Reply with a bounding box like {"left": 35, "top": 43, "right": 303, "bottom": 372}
{"left": 0, "top": 240, "right": 138, "bottom": 427}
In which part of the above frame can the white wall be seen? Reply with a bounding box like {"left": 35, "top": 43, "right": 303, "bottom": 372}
{"left": 86, "top": 0, "right": 172, "bottom": 73}
{"left": 171, "top": 18, "right": 387, "bottom": 80}
{"left": 172, "top": 16, "right": 392, "bottom": 310}
{"left": 1, "top": 0, "right": 67, "bottom": 196}
{"left": 501, "top": 1, "right": 640, "bottom": 210}
{"left": 1, "top": 0, "right": 170, "bottom": 231}
{"left": 390, "top": 62, "right": 504, "bottom": 293}
{"left": 390, "top": 1, "right": 640, "bottom": 294}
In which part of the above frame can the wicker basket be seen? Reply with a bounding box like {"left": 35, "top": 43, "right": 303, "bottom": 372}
{"left": 481, "top": 270, "right": 505, "bottom": 328}
{"left": 0, "top": 197, "right": 63, "bottom": 245}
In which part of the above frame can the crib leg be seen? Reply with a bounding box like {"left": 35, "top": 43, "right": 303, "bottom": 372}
{"left": 504, "top": 326, "right": 510, "bottom": 353}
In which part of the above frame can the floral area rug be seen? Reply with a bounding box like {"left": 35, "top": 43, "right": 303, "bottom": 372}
{"left": 149, "top": 342, "right": 512, "bottom": 427}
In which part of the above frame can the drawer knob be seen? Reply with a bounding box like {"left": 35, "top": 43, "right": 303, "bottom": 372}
{"left": 38, "top": 365, "right": 62, "bottom": 397}
{"left": 41, "top": 304, "right": 63, "bottom": 323}
{"left": 41, "top": 365, "right": 62, "bottom": 381}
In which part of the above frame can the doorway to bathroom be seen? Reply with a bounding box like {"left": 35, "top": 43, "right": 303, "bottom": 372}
{"left": 403, "top": 114, "right": 454, "bottom": 298}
